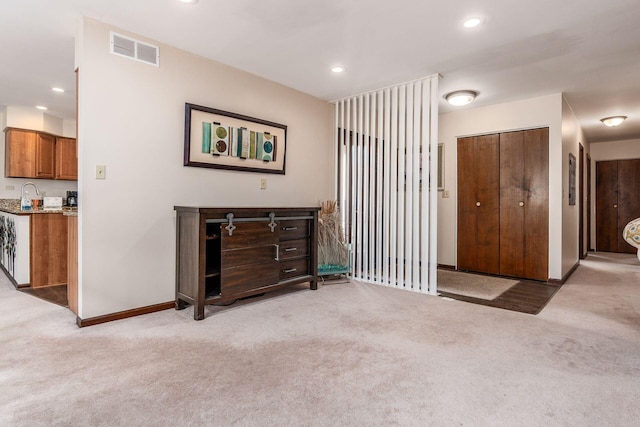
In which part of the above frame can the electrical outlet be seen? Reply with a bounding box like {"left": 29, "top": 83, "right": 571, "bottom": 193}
{"left": 5, "top": 185, "right": 14, "bottom": 191}
{"left": 260, "top": 178, "right": 267, "bottom": 190}
{"left": 96, "top": 165, "right": 106, "bottom": 179}
{"left": 442, "top": 190, "right": 450, "bottom": 198}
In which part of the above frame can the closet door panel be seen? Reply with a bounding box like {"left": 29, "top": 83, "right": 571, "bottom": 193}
{"left": 476, "top": 134, "right": 500, "bottom": 275}
{"left": 617, "top": 159, "right": 640, "bottom": 253}
{"left": 596, "top": 161, "right": 618, "bottom": 252}
{"left": 499, "top": 131, "right": 525, "bottom": 278}
{"left": 523, "top": 128, "right": 549, "bottom": 281}
{"left": 457, "top": 137, "right": 478, "bottom": 271}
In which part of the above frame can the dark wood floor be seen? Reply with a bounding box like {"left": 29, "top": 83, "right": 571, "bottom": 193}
{"left": 439, "top": 279, "right": 562, "bottom": 315}
{"left": 19, "top": 285, "right": 68, "bottom": 307}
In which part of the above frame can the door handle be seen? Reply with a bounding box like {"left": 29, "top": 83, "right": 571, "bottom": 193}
{"left": 614, "top": 204, "right": 618, "bottom": 208}
{"left": 283, "top": 268, "right": 297, "bottom": 274}
{"left": 283, "top": 226, "right": 298, "bottom": 231}
{"left": 519, "top": 201, "right": 524, "bottom": 207}
{"left": 476, "top": 202, "right": 481, "bottom": 207}
{"left": 284, "top": 247, "right": 298, "bottom": 252}
{"left": 274, "top": 244, "right": 280, "bottom": 261}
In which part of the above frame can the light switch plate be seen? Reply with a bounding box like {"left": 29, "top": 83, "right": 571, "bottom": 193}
{"left": 442, "top": 190, "right": 450, "bottom": 198}
{"left": 260, "top": 178, "right": 267, "bottom": 190}
{"left": 96, "top": 165, "right": 106, "bottom": 179}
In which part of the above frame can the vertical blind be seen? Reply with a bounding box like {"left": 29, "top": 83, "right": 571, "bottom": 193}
{"left": 333, "top": 75, "right": 439, "bottom": 293}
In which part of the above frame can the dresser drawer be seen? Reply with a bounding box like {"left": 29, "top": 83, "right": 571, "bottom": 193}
{"left": 279, "top": 238, "right": 309, "bottom": 260}
{"left": 279, "top": 219, "right": 309, "bottom": 240}
{"left": 279, "top": 258, "right": 310, "bottom": 281}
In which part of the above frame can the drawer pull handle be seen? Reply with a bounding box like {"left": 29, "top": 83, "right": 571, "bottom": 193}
{"left": 283, "top": 268, "right": 297, "bottom": 273}
{"left": 283, "top": 226, "right": 298, "bottom": 231}
{"left": 274, "top": 244, "right": 280, "bottom": 261}
{"left": 285, "top": 247, "right": 298, "bottom": 252}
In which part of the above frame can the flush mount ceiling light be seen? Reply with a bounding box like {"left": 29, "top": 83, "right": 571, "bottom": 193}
{"left": 600, "top": 116, "right": 627, "bottom": 127}
{"left": 52, "top": 87, "right": 65, "bottom": 93}
{"left": 177, "top": 0, "right": 198, "bottom": 4}
{"left": 463, "top": 17, "right": 482, "bottom": 28}
{"left": 35, "top": 105, "right": 48, "bottom": 110}
{"left": 445, "top": 90, "right": 477, "bottom": 106}
{"left": 331, "top": 66, "right": 344, "bottom": 73}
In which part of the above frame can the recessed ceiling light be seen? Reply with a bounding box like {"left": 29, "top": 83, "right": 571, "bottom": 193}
{"left": 177, "top": 0, "right": 198, "bottom": 4}
{"left": 445, "top": 90, "right": 478, "bottom": 106}
{"left": 52, "top": 87, "right": 65, "bottom": 93}
{"left": 600, "top": 116, "right": 627, "bottom": 127}
{"left": 331, "top": 66, "right": 344, "bottom": 73}
{"left": 35, "top": 105, "right": 48, "bottom": 111}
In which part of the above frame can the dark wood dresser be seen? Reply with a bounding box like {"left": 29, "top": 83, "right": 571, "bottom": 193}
{"left": 174, "top": 207, "right": 319, "bottom": 320}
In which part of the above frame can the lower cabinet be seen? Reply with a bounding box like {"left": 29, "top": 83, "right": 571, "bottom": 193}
{"left": 174, "top": 207, "right": 319, "bottom": 320}
{"left": 30, "top": 214, "right": 68, "bottom": 288}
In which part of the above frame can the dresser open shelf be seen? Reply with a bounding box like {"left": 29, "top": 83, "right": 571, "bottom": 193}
{"left": 174, "top": 206, "right": 319, "bottom": 320}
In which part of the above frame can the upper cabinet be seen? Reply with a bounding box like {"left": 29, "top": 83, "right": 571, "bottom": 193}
{"left": 4, "top": 128, "right": 77, "bottom": 181}
{"left": 55, "top": 137, "right": 78, "bottom": 180}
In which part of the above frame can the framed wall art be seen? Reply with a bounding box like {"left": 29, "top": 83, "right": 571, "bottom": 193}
{"left": 437, "top": 143, "right": 445, "bottom": 191}
{"left": 184, "top": 103, "right": 287, "bottom": 174}
{"left": 568, "top": 152, "right": 576, "bottom": 205}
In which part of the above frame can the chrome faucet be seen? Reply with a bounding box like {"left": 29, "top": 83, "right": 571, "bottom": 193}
{"left": 20, "top": 181, "right": 40, "bottom": 210}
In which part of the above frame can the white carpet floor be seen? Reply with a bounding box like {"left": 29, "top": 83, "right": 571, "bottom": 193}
{"left": 1, "top": 252, "right": 639, "bottom": 426}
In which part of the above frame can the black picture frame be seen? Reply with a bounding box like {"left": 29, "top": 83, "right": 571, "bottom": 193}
{"left": 184, "top": 103, "right": 287, "bottom": 174}
{"left": 568, "top": 152, "right": 576, "bottom": 205}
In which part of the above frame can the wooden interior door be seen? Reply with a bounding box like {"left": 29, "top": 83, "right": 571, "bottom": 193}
{"left": 457, "top": 135, "right": 499, "bottom": 274}
{"left": 596, "top": 161, "right": 619, "bottom": 252}
{"left": 617, "top": 159, "right": 640, "bottom": 253}
{"left": 457, "top": 137, "right": 478, "bottom": 272}
{"left": 499, "top": 128, "right": 548, "bottom": 281}
{"left": 522, "top": 128, "right": 549, "bottom": 281}
{"left": 579, "top": 144, "right": 585, "bottom": 258}
{"left": 499, "top": 131, "right": 525, "bottom": 278}
{"left": 587, "top": 154, "right": 592, "bottom": 251}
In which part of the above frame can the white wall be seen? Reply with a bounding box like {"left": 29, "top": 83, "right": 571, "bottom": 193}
{"left": 589, "top": 138, "right": 640, "bottom": 248}
{"left": 77, "top": 18, "right": 334, "bottom": 319}
{"left": 438, "top": 93, "right": 563, "bottom": 280}
{"left": 1, "top": 106, "right": 78, "bottom": 200}
{"left": 561, "top": 96, "right": 589, "bottom": 272}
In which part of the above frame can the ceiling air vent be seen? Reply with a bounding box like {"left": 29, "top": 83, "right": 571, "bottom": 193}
{"left": 110, "top": 32, "right": 159, "bottom": 67}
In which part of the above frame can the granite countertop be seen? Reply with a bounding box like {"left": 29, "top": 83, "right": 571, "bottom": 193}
{"left": 0, "top": 199, "right": 77, "bottom": 216}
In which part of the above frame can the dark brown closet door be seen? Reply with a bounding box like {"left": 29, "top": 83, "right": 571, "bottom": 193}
{"left": 616, "top": 159, "right": 640, "bottom": 253}
{"left": 499, "top": 128, "right": 548, "bottom": 281}
{"left": 596, "top": 161, "right": 619, "bottom": 252}
{"left": 523, "top": 128, "right": 549, "bottom": 280}
{"left": 457, "top": 135, "right": 500, "bottom": 274}
{"left": 499, "top": 131, "right": 525, "bottom": 277}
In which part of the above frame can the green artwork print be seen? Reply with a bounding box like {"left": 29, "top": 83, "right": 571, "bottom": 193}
{"left": 202, "top": 121, "right": 276, "bottom": 163}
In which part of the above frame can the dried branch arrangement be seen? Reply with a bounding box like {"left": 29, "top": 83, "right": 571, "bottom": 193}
{"left": 318, "top": 200, "right": 349, "bottom": 269}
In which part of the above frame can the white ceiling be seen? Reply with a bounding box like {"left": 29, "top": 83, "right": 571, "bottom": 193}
{"left": 2, "top": 0, "right": 640, "bottom": 143}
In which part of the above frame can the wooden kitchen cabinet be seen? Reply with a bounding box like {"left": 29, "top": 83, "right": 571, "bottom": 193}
{"left": 67, "top": 214, "right": 78, "bottom": 314}
{"left": 55, "top": 137, "right": 77, "bottom": 180}
{"left": 30, "top": 213, "right": 68, "bottom": 288}
{"left": 175, "top": 207, "right": 319, "bottom": 320}
{"left": 4, "top": 127, "right": 77, "bottom": 180}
